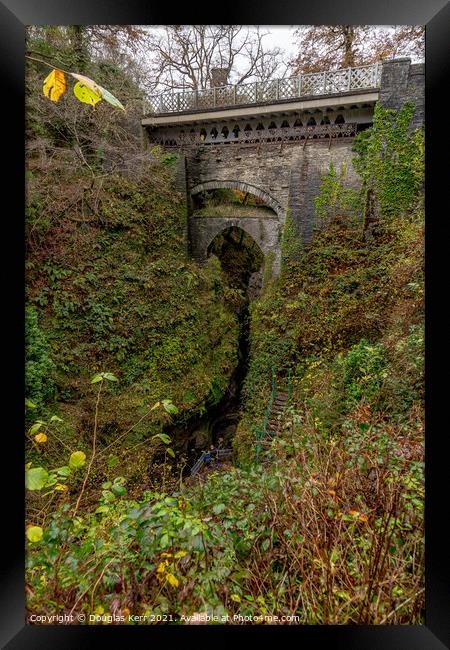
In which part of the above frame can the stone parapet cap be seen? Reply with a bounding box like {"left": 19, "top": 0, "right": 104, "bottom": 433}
{"left": 142, "top": 91, "right": 379, "bottom": 127}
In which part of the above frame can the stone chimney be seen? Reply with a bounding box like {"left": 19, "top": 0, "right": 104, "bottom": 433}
{"left": 210, "top": 68, "right": 230, "bottom": 87}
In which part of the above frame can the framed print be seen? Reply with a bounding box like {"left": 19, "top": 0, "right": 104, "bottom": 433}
{"left": 2, "top": 0, "right": 449, "bottom": 646}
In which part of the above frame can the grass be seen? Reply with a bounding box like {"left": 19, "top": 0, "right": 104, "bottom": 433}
{"left": 193, "top": 204, "right": 277, "bottom": 219}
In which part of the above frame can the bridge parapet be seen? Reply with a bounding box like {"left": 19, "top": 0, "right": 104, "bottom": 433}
{"left": 146, "top": 63, "right": 382, "bottom": 115}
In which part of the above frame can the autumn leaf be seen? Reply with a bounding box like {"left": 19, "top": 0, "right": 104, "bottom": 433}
{"left": 34, "top": 432, "right": 47, "bottom": 444}
{"left": 69, "top": 451, "right": 86, "bottom": 469}
{"left": 156, "top": 562, "right": 167, "bottom": 574}
{"left": 71, "top": 74, "right": 124, "bottom": 110}
{"left": 43, "top": 69, "right": 67, "bottom": 102}
{"left": 73, "top": 81, "right": 102, "bottom": 107}
{"left": 166, "top": 573, "right": 179, "bottom": 588}
{"left": 70, "top": 73, "right": 101, "bottom": 95}
{"left": 55, "top": 483, "right": 69, "bottom": 491}
{"left": 26, "top": 525, "right": 43, "bottom": 542}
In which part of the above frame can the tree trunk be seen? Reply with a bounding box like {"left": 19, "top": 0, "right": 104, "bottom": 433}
{"left": 69, "top": 25, "right": 88, "bottom": 73}
{"left": 342, "top": 26, "right": 356, "bottom": 68}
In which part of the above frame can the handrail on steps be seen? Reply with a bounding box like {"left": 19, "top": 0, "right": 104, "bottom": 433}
{"left": 255, "top": 365, "right": 293, "bottom": 460}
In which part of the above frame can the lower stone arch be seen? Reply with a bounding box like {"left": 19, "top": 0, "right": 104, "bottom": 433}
{"left": 190, "top": 180, "right": 283, "bottom": 218}
{"left": 204, "top": 222, "right": 265, "bottom": 261}
{"left": 188, "top": 215, "right": 281, "bottom": 277}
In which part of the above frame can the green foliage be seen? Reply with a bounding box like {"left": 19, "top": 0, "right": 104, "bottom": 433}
{"left": 262, "top": 251, "right": 274, "bottom": 290}
{"left": 26, "top": 447, "right": 85, "bottom": 492}
{"left": 338, "top": 339, "right": 387, "bottom": 408}
{"left": 25, "top": 306, "right": 56, "bottom": 411}
{"left": 161, "top": 152, "right": 178, "bottom": 167}
{"left": 314, "top": 161, "right": 361, "bottom": 226}
{"left": 280, "top": 209, "right": 303, "bottom": 272}
{"left": 352, "top": 102, "right": 424, "bottom": 220}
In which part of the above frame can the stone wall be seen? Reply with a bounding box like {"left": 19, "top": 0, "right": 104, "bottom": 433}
{"left": 188, "top": 215, "right": 281, "bottom": 274}
{"left": 173, "top": 154, "right": 190, "bottom": 255}
{"left": 185, "top": 138, "right": 360, "bottom": 247}
{"left": 379, "top": 58, "right": 425, "bottom": 130}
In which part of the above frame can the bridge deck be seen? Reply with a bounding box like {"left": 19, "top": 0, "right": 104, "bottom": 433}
{"left": 144, "top": 63, "right": 381, "bottom": 117}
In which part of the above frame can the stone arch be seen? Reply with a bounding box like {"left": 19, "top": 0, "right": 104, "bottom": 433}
{"left": 188, "top": 215, "right": 281, "bottom": 277}
{"left": 190, "top": 180, "right": 283, "bottom": 218}
{"left": 204, "top": 222, "right": 264, "bottom": 258}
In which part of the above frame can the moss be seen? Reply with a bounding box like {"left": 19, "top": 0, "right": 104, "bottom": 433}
{"left": 26, "top": 161, "right": 239, "bottom": 445}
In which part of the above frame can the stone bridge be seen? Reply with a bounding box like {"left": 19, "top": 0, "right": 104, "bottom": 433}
{"left": 142, "top": 59, "right": 424, "bottom": 278}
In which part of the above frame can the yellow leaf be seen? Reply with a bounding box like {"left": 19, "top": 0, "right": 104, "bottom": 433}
{"left": 26, "top": 525, "right": 43, "bottom": 542}
{"left": 73, "top": 81, "right": 102, "bottom": 107}
{"left": 150, "top": 402, "right": 160, "bottom": 411}
{"left": 359, "top": 513, "right": 368, "bottom": 522}
{"left": 156, "top": 562, "right": 166, "bottom": 574}
{"left": 166, "top": 573, "right": 179, "bottom": 588}
{"left": 34, "top": 432, "right": 47, "bottom": 443}
{"left": 230, "top": 594, "right": 241, "bottom": 602}
{"left": 349, "top": 510, "right": 360, "bottom": 517}
{"left": 122, "top": 607, "right": 130, "bottom": 617}
{"left": 43, "top": 69, "right": 67, "bottom": 102}
{"left": 55, "top": 483, "right": 68, "bottom": 491}
{"left": 174, "top": 550, "right": 187, "bottom": 559}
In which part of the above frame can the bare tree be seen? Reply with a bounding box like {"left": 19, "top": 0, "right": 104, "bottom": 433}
{"left": 291, "top": 25, "right": 425, "bottom": 74}
{"left": 145, "top": 25, "right": 285, "bottom": 92}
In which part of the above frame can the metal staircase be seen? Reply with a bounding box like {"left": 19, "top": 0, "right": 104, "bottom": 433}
{"left": 255, "top": 366, "right": 292, "bottom": 459}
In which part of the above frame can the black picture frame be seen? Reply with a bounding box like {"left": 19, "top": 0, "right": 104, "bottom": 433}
{"left": 2, "top": 1, "right": 449, "bottom": 646}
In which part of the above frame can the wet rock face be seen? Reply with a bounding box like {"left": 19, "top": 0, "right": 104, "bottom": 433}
{"left": 192, "top": 425, "right": 210, "bottom": 449}
{"left": 248, "top": 269, "right": 263, "bottom": 301}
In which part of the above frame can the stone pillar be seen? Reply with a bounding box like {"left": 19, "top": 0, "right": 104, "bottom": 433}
{"left": 379, "top": 58, "right": 424, "bottom": 129}
{"left": 379, "top": 58, "right": 411, "bottom": 109}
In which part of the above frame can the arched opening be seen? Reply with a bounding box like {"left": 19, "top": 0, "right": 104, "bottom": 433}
{"left": 335, "top": 114, "right": 345, "bottom": 124}
{"left": 307, "top": 116, "right": 316, "bottom": 126}
{"left": 207, "top": 226, "right": 264, "bottom": 297}
{"left": 192, "top": 187, "right": 278, "bottom": 219}
{"left": 221, "top": 126, "right": 229, "bottom": 139}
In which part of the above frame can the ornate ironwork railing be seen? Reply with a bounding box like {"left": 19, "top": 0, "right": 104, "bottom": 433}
{"left": 146, "top": 63, "right": 382, "bottom": 115}
{"left": 149, "top": 122, "right": 358, "bottom": 148}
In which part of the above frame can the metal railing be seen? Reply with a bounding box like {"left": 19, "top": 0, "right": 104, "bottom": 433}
{"left": 146, "top": 63, "right": 382, "bottom": 115}
{"left": 255, "top": 366, "right": 293, "bottom": 460}
{"left": 190, "top": 448, "right": 233, "bottom": 478}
